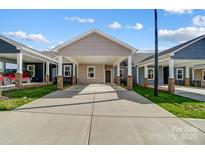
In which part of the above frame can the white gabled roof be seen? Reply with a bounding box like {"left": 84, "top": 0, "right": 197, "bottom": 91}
{"left": 52, "top": 29, "right": 137, "bottom": 53}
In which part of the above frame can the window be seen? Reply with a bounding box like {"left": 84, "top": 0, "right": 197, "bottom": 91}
{"left": 87, "top": 66, "right": 95, "bottom": 79}
{"left": 148, "top": 68, "right": 154, "bottom": 80}
{"left": 120, "top": 69, "right": 123, "bottom": 78}
{"left": 27, "top": 65, "right": 35, "bottom": 77}
{"left": 64, "top": 65, "right": 71, "bottom": 77}
{"left": 176, "top": 68, "right": 184, "bottom": 80}
{"left": 203, "top": 70, "right": 205, "bottom": 81}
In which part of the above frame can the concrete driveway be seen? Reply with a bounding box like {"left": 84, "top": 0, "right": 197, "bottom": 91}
{"left": 0, "top": 84, "right": 205, "bottom": 144}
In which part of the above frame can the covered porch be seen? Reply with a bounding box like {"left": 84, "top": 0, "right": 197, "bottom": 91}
{"left": 0, "top": 35, "right": 58, "bottom": 90}
{"left": 53, "top": 29, "right": 137, "bottom": 90}
{"left": 138, "top": 58, "right": 205, "bottom": 93}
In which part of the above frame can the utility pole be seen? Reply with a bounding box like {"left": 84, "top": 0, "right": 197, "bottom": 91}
{"left": 154, "top": 9, "right": 159, "bottom": 97}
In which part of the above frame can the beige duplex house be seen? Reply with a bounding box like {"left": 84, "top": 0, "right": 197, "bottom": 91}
{"left": 52, "top": 29, "right": 137, "bottom": 90}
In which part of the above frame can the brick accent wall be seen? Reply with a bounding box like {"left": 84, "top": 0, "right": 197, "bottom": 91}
{"left": 127, "top": 75, "right": 133, "bottom": 90}
{"left": 57, "top": 76, "right": 63, "bottom": 90}
{"left": 143, "top": 78, "right": 148, "bottom": 88}
{"left": 46, "top": 75, "right": 50, "bottom": 84}
{"left": 168, "top": 78, "right": 175, "bottom": 93}
{"left": 72, "top": 76, "right": 77, "bottom": 85}
{"left": 15, "top": 73, "right": 22, "bottom": 88}
{"left": 116, "top": 76, "right": 120, "bottom": 85}
{"left": 185, "top": 78, "right": 190, "bottom": 87}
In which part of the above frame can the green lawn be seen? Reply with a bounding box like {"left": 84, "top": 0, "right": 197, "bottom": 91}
{"left": 0, "top": 84, "right": 58, "bottom": 111}
{"left": 133, "top": 86, "right": 205, "bottom": 119}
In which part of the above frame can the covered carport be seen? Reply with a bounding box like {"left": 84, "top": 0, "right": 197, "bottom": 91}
{"left": 0, "top": 35, "right": 58, "bottom": 90}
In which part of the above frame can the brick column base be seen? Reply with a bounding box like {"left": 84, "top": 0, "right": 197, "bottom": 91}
{"left": 15, "top": 73, "right": 23, "bottom": 88}
{"left": 127, "top": 75, "right": 133, "bottom": 90}
{"left": 144, "top": 78, "right": 148, "bottom": 88}
{"left": 185, "top": 78, "right": 190, "bottom": 87}
{"left": 116, "top": 76, "right": 120, "bottom": 85}
{"left": 72, "top": 76, "right": 76, "bottom": 85}
{"left": 168, "top": 78, "right": 175, "bottom": 93}
{"left": 46, "top": 75, "right": 50, "bottom": 84}
{"left": 57, "top": 76, "right": 63, "bottom": 90}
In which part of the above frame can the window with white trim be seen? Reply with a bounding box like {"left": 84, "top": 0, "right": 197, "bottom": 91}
{"left": 120, "top": 69, "right": 123, "bottom": 78}
{"left": 87, "top": 66, "right": 95, "bottom": 79}
{"left": 27, "top": 65, "right": 35, "bottom": 77}
{"left": 176, "top": 68, "right": 184, "bottom": 80}
{"left": 148, "top": 68, "right": 154, "bottom": 80}
{"left": 203, "top": 70, "right": 205, "bottom": 81}
{"left": 64, "top": 65, "right": 71, "bottom": 77}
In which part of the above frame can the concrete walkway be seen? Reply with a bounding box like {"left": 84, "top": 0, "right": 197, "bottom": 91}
{"left": 160, "top": 85, "right": 205, "bottom": 102}
{"left": 0, "top": 84, "right": 204, "bottom": 144}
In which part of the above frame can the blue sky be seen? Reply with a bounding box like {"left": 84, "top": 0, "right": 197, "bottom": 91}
{"left": 0, "top": 9, "right": 205, "bottom": 52}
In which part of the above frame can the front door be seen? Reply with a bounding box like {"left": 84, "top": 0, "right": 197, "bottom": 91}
{"left": 163, "top": 66, "right": 169, "bottom": 84}
{"left": 105, "top": 70, "right": 111, "bottom": 83}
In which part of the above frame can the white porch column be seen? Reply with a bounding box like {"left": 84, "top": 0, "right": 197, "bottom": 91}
{"left": 192, "top": 68, "right": 195, "bottom": 81}
{"left": 58, "top": 56, "right": 63, "bottom": 76}
{"left": 185, "top": 65, "right": 190, "bottom": 87}
{"left": 72, "top": 63, "right": 76, "bottom": 85}
{"left": 16, "top": 53, "right": 23, "bottom": 88}
{"left": 169, "top": 59, "right": 174, "bottom": 78}
{"left": 128, "top": 55, "right": 132, "bottom": 76}
{"left": 17, "top": 53, "right": 23, "bottom": 74}
{"left": 116, "top": 64, "right": 120, "bottom": 85}
{"left": 127, "top": 55, "right": 133, "bottom": 90}
{"left": 73, "top": 64, "right": 76, "bottom": 77}
{"left": 117, "top": 64, "right": 120, "bottom": 76}
{"left": 144, "top": 65, "right": 148, "bottom": 87}
{"left": 57, "top": 56, "right": 63, "bottom": 90}
{"left": 168, "top": 58, "right": 175, "bottom": 93}
{"left": 144, "top": 65, "right": 148, "bottom": 78}
{"left": 46, "top": 61, "right": 50, "bottom": 84}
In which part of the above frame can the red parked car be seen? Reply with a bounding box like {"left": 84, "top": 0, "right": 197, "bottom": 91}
{"left": 1, "top": 69, "right": 32, "bottom": 85}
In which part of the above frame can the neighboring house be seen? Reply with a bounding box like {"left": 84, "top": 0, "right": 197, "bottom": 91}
{"left": 115, "top": 53, "right": 153, "bottom": 86}
{"left": 136, "top": 35, "right": 205, "bottom": 93}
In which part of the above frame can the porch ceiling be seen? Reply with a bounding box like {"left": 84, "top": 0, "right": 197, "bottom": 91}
{"left": 0, "top": 53, "right": 47, "bottom": 64}
{"left": 65, "top": 56, "right": 127, "bottom": 65}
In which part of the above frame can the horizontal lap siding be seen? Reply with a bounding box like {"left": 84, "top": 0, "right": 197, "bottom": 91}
{"left": 0, "top": 39, "right": 20, "bottom": 53}
{"left": 59, "top": 33, "right": 131, "bottom": 56}
{"left": 174, "top": 38, "right": 205, "bottom": 59}
{"left": 78, "top": 64, "right": 104, "bottom": 84}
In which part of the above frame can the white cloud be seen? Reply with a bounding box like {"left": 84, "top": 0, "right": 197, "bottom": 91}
{"left": 164, "top": 9, "right": 193, "bottom": 14}
{"left": 193, "top": 15, "right": 205, "bottom": 27}
{"left": 6, "top": 31, "right": 49, "bottom": 44}
{"left": 127, "top": 23, "right": 143, "bottom": 30}
{"left": 159, "top": 27, "right": 205, "bottom": 43}
{"left": 64, "top": 16, "right": 95, "bottom": 23}
{"left": 108, "top": 21, "right": 122, "bottom": 29}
